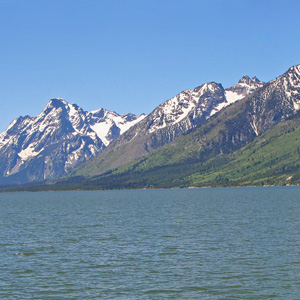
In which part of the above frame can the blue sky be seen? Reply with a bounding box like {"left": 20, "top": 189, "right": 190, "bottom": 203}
{"left": 0, "top": 0, "right": 300, "bottom": 132}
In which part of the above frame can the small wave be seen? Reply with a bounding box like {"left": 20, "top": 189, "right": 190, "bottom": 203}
{"left": 15, "top": 252, "right": 35, "bottom": 256}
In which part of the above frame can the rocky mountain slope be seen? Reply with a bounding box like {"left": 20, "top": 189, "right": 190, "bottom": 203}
{"left": 0, "top": 98, "right": 145, "bottom": 184}
{"left": 71, "top": 75, "right": 265, "bottom": 177}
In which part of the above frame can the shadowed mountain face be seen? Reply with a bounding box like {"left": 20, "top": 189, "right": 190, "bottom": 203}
{"left": 0, "top": 98, "right": 145, "bottom": 184}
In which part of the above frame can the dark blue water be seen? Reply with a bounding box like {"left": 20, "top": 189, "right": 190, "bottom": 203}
{"left": 1, "top": 187, "right": 300, "bottom": 299}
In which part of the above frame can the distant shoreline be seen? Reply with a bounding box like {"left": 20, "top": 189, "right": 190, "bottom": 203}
{"left": 1, "top": 183, "right": 300, "bottom": 194}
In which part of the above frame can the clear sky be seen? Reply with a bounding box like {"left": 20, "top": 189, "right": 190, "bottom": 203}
{"left": 1, "top": 0, "right": 300, "bottom": 132}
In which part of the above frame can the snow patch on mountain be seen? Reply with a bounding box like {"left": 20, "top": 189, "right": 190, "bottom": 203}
{"left": 88, "top": 109, "right": 146, "bottom": 145}
{"left": 119, "top": 114, "right": 146, "bottom": 134}
{"left": 210, "top": 91, "right": 241, "bottom": 116}
{"left": 210, "top": 76, "right": 265, "bottom": 117}
{"left": 18, "top": 146, "right": 43, "bottom": 160}
{"left": 225, "top": 90, "right": 244, "bottom": 103}
{"left": 90, "top": 121, "right": 113, "bottom": 146}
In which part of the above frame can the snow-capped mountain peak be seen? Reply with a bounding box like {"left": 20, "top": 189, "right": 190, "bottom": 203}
{"left": 288, "top": 64, "right": 300, "bottom": 75}
{"left": 147, "top": 82, "right": 226, "bottom": 133}
{"left": 226, "top": 75, "right": 265, "bottom": 98}
{"left": 195, "top": 82, "right": 220, "bottom": 95}
{"left": 270, "top": 64, "right": 300, "bottom": 110}
{"left": 211, "top": 75, "right": 266, "bottom": 115}
{"left": 146, "top": 77, "right": 265, "bottom": 133}
{"left": 0, "top": 98, "right": 146, "bottom": 184}
{"left": 88, "top": 108, "right": 146, "bottom": 145}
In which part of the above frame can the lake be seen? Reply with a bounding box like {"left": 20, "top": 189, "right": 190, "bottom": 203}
{"left": 1, "top": 187, "right": 300, "bottom": 299}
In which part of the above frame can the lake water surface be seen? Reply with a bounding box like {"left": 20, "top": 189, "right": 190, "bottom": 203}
{"left": 1, "top": 187, "right": 300, "bottom": 299}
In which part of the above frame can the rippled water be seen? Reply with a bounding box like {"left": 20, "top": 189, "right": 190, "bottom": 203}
{"left": 1, "top": 187, "right": 300, "bottom": 299}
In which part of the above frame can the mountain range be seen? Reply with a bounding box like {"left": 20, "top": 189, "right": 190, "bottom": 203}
{"left": 0, "top": 99, "right": 145, "bottom": 184}
{"left": 69, "top": 75, "right": 265, "bottom": 177}
{"left": 1, "top": 64, "right": 300, "bottom": 189}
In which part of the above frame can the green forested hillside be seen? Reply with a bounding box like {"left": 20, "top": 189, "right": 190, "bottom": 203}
{"left": 79, "top": 113, "right": 300, "bottom": 189}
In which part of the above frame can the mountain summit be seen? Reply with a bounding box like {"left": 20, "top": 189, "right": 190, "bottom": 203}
{"left": 226, "top": 75, "right": 264, "bottom": 99}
